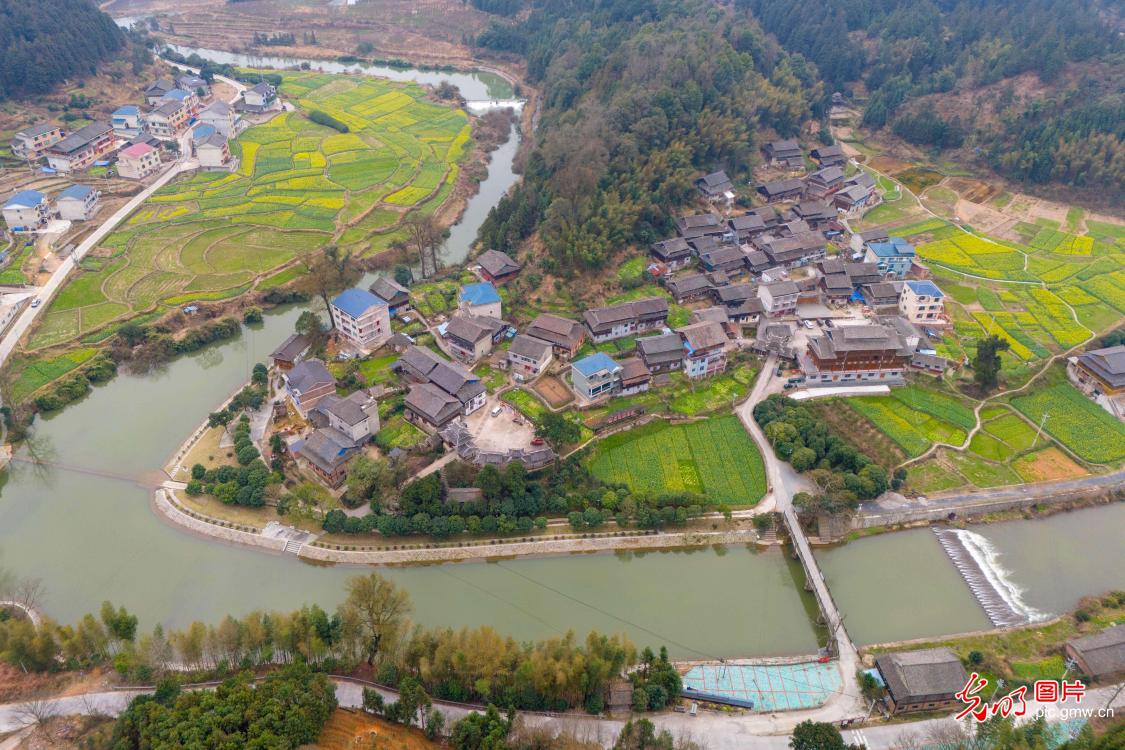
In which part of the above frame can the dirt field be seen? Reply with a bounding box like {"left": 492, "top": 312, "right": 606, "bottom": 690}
{"left": 1012, "top": 447, "right": 1088, "bottom": 483}
{"left": 315, "top": 708, "right": 439, "bottom": 750}
{"left": 945, "top": 176, "right": 999, "bottom": 204}
{"left": 533, "top": 374, "right": 574, "bottom": 408}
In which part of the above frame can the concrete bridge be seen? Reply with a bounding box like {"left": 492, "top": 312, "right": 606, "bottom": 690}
{"left": 465, "top": 99, "right": 524, "bottom": 114}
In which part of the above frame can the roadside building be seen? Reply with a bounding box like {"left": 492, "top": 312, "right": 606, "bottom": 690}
{"left": 752, "top": 321, "right": 797, "bottom": 358}
{"left": 583, "top": 297, "right": 669, "bottom": 342}
{"left": 810, "top": 144, "right": 846, "bottom": 168}
{"left": 459, "top": 281, "right": 502, "bottom": 319}
{"left": 1065, "top": 626, "right": 1125, "bottom": 681}
{"left": 3, "top": 191, "right": 50, "bottom": 231}
{"left": 116, "top": 142, "right": 161, "bottom": 179}
{"left": 570, "top": 352, "right": 622, "bottom": 401}
{"left": 899, "top": 280, "right": 946, "bottom": 325}
{"left": 195, "top": 132, "right": 231, "bottom": 169}
{"left": 677, "top": 321, "right": 728, "bottom": 378}
{"left": 197, "top": 101, "right": 239, "bottom": 138}
{"left": 444, "top": 313, "right": 505, "bottom": 363}
{"left": 55, "top": 184, "right": 100, "bottom": 221}
{"left": 801, "top": 323, "right": 912, "bottom": 386}
{"left": 762, "top": 139, "right": 803, "bottom": 169}
{"left": 525, "top": 313, "right": 585, "bottom": 359}
{"left": 283, "top": 359, "right": 336, "bottom": 416}
{"left": 10, "top": 123, "right": 64, "bottom": 161}
{"left": 637, "top": 332, "right": 683, "bottom": 374}
{"left": 475, "top": 248, "right": 522, "bottom": 284}
{"left": 369, "top": 277, "right": 411, "bottom": 317}
{"left": 144, "top": 99, "right": 191, "bottom": 141}
{"left": 176, "top": 73, "right": 210, "bottom": 96}
{"left": 911, "top": 352, "right": 949, "bottom": 375}
{"left": 45, "top": 122, "right": 115, "bottom": 173}
{"left": 618, "top": 357, "right": 652, "bottom": 395}
{"left": 144, "top": 78, "right": 176, "bottom": 106}
{"left": 757, "top": 281, "right": 799, "bottom": 317}
{"left": 111, "top": 106, "right": 143, "bottom": 136}
{"left": 674, "top": 213, "right": 726, "bottom": 241}
{"left": 875, "top": 648, "right": 968, "bottom": 715}
{"left": 850, "top": 228, "right": 889, "bottom": 255}
{"left": 650, "top": 237, "right": 693, "bottom": 270}
{"left": 1068, "top": 345, "right": 1125, "bottom": 418}
{"left": 820, "top": 273, "right": 854, "bottom": 304}
{"left": 241, "top": 81, "right": 277, "bottom": 112}
{"left": 404, "top": 382, "right": 463, "bottom": 432}
{"left": 269, "top": 333, "right": 311, "bottom": 371}
{"left": 330, "top": 288, "right": 391, "bottom": 351}
{"left": 756, "top": 178, "right": 804, "bottom": 204}
{"left": 864, "top": 237, "right": 916, "bottom": 278}
{"left": 507, "top": 335, "right": 553, "bottom": 381}
{"left": 696, "top": 170, "right": 734, "bottom": 206}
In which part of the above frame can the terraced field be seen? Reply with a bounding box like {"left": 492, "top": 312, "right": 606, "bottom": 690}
{"left": 1012, "top": 383, "right": 1125, "bottom": 465}
{"left": 586, "top": 416, "right": 766, "bottom": 506}
{"left": 845, "top": 393, "right": 970, "bottom": 458}
{"left": 29, "top": 71, "right": 470, "bottom": 349}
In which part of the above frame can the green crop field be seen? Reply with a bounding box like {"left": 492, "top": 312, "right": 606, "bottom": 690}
{"left": 889, "top": 386, "right": 976, "bottom": 430}
{"left": 7, "top": 348, "right": 99, "bottom": 402}
{"left": 586, "top": 416, "right": 766, "bottom": 505}
{"left": 1012, "top": 384, "right": 1125, "bottom": 464}
{"left": 846, "top": 396, "right": 968, "bottom": 457}
{"left": 983, "top": 413, "right": 1041, "bottom": 452}
{"left": 29, "top": 70, "right": 471, "bottom": 350}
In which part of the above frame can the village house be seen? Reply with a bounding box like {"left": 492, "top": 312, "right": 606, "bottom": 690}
{"left": 369, "top": 277, "right": 411, "bottom": 317}
{"left": 241, "top": 81, "right": 277, "bottom": 112}
{"left": 2, "top": 191, "right": 50, "bottom": 231}
{"left": 459, "top": 281, "right": 502, "bottom": 319}
{"left": 570, "top": 352, "right": 622, "bottom": 401}
{"left": 330, "top": 288, "right": 391, "bottom": 351}
{"left": 899, "top": 280, "right": 946, "bottom": 325}
{"left": 789, "top": 200, "right": 836, "bottom": 230}
{"left": 404, "top": 382, "right": 463, "bottom": 432}
{"left": 310, "top": 390, "right": 380, "bottom": 444}
{"left": 687, "top": 234, "right": 723, "bottom": 257}
{"left": 1065, "top": 626, "right": 1125, "bottom": 681}
{"left": 875, "top": 648, "right": 969, "bottom": 715}
{"left": 728, "top": 213, "right": 768, "bottom": 243}
{"left": 762, "top": 139, "right": 803, "bottom": 169}
{"left": 269, "top": 333, "right": 311, "bottom": 371}
{"left": 756, "top": 178, "right": 804, "bottom": 204}
{"left": 55, "top": 184, "right": 100, "bottom": 221}
{"left": 160, "top": 88, "right": 201, "bottom": 116}
{"left": 197, "top": 101, "right": 239, "bottom": 138}
{"left": 801, "top": 323, "right": 912, "bottom": 386}
{"left": 525, "top": 313, "right": 585, "bottom": 358}
{"left": 475, "top": 248, "right": 522, "bottom": 284}
{"left": 674, "top": 213, "right": 726, "bottom": 241}
{"left": 677, "top": 320, "right": 728, "bottom": 378}
{"left": 637, "top": 332, "right": 683, "bottom": 374}
{"left": 283, "top": 359, "right": 336, "bottom": 416}
{"left": 144, "top": 79, "right": 176, "bottom": 106}
{"left": 144, "top": 100, "right": 191, "bottom": 141}
{"left": 911, "top": 352, "right": 949, "bottom": 375}
{"left": 443, "top": 313, "right": 506, "bottom": 363}
{"left": 507, "top": 334, "right": 553, "bottom": 382}
{"left": 757, "top": 280, "right": 799, "bottom": 317}
{"left": 819, "top": 272, "right": 854, "bottom": 303}
{"left": 834, "top": 173, "right": 877, "bottom": 216}
{"left": 692, "top": 306, "right": 734, "bottom": 337}
{"left": 758, "top": 232, "right": 827, "bottom": 269}
{"left": 665, "top": 273, "right": 713, "bottom": 304}
{"left": 10, "top": 123, "right": 64, "bottom": 161}
{"left": 862, "top": 282, "right": 902, "bottom": 309}
{"left": 752, "top": 321, "right": 797, "bottom": 358}
{"left": 744, "top": 249, "right": 774, "bottom": 276}
{"left": 583, "top": 297, "right": 669, "bottom": 342}
{"left": 292, "top": 428, "right": 359, "bottom": 488}
{"left": 711, "top": 282, "right": 755, "bottom": 308}
{"left": 649, "top": 237, "right": 693, "bottom": 270}
{"left": 116, "top": 142, "right": 161, "bottom": 180}
{"left": 696, "top": 170, "right": 734, "bottom": 206}
{"left": 395, "top": 345, "right": 487, "bottom": 417}
{"left": 111, "top": 106, "right": 143, "bottom": 137}
{"left": 698, "top": 245, "right": 747, "bottom": 275}
{"left": 1068, "top": 345, "right": 1125, "bottom": 418}
{"left": 804, "top": 166, "right": 845, "bottom": 199}
{"left": 195, "top": 132, "right": 231, "bottom": 169}
{"left": 728, "top": 297, "right": 764, "bottom": 328}
{"left": 810, "top": 144, "right": 846, "bottom": 168}
{"left": 618, "top": 357, "right": 652, "bottom": 395}
{"left": 46, "top": 122, "right": 115, "bottom": 173}
{"left": 864, "top": 237, "right": 916, "bottom": 278}
{"left": 176, "top": 73, "right": 210, "bottom": 96}
{"left": 844, "top": 261, "right": 884, "bottom": 289}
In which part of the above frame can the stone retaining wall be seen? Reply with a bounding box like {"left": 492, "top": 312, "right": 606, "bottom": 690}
{"left": 153, "top": 489, "right": 287, "bottom": 553}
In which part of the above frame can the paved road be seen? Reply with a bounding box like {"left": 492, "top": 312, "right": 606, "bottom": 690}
{"left": 1, "top": 678, "right": 1120, "bottom": 748}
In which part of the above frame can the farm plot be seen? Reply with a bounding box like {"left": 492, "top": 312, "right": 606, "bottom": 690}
{"left": 845, "top": 396, "right": 968, "bottom": 457}
{"left": 1012, "top": 384, "right": 1125, "bottom": 464}
{"left": 30, "top": 69, "right": 471, "bottom": 348}
{"left": 586, "top": 416, "right": 766, "bottom": 506}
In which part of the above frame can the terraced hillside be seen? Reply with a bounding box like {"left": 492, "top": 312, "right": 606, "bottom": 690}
{"left": 29, "top": 70, "right": 470, "bottom": 350}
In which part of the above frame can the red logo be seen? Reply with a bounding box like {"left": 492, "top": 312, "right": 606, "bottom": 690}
{"left": 957, "top": 675, "right": 1085, "bottom": 722}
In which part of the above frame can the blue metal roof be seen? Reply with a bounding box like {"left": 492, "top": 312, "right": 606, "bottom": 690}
{"left": 113, "top": 105, "right": 140, "bottom": 115}
{"left": 163, "top": 89, "right": 192, "bottom": 101}
{"left": 906, "top": 280, "right": 944, "bottom": 298}
{"left": 867, "top": 237, "right": 915, "bottom": 257}
{"left": 332, "top": 288, "right": 385, "bottom": 317}
{"left": 4, "top": 190, "right": 45, "bottom": 208}
{"left": 191, "top": 124, "right": 217, "bottom": 141}
{"left": 460, "top": 282, "right": 500, "bottom": 306}
{"left": 572, "top": 352, "right": 619, "bottom": 377}
{"left": 58, "top": 184, "right": 94, "bottom": 200}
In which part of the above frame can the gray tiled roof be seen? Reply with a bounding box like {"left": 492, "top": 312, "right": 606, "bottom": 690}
{"left": 875, "top": 649, "right": 968, "bottom": 704}
{"left": 476, "top": 248, "right": 521, "bottom": 277}
{"left": 405, "top": 382, "right": 461, "bottom": 424}
{"left": 1077, "top": 345, "right": 1125, "bottom": 388}
{"left": 678, "top": 320, "right": 727, "bottom": 351}
{"left": 1068, "top": 625, "right": 1125, "bottom": 678}
{"left": 508, "top": 334, "right": 552, "bottom": 360}
{"left": 287, "top": 359, "right": 334, "bottom": 393}
{"left": 297, "top": 428, "right": 356, "bottom": 472}
{"left": 314, "top": 391, "right": 374, "bottom": 427}
{"left": 270, "top": 333, "right": 310, "bottom": 362}
{"left": 583, "top": 297, "right": 669, "bottom": 332}
{"left": 526, "top": 313, "right": 584, "bottom": 348}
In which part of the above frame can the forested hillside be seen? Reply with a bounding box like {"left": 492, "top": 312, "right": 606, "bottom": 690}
{"left": 474, "top": 0, "right": 821, "bottom": 273}
{"left": 740, "top": 0, "right": 1124, "bottom": 191}
{"left": 0, "top": 0, "right": 126, "bottom": 100}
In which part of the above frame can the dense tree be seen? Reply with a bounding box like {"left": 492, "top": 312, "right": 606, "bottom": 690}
{"left": 973, "top": 335, "right": 1011, "bottom": 392}
{"left": 535, "top": 411, "right": 581, "bottom": 449}
{"left": 339, "top": 573, "right": 412, "bottom": 665}
{"left": 790, "top": 720, "right": 848, "bottom": 750}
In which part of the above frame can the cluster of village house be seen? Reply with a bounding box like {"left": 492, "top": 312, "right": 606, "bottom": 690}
{"left": 2, "top": 75, "right": 279, "bottom": 234}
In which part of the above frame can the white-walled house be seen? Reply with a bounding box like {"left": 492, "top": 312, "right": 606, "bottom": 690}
{"left": 116, "top": 142, "right": 161, "bottom": 179}
{"left": 459, "top": 282, "right": 502, "bottom": 319}
{"left": 197, "top": 101, "right": 239, "bottom": 138}
{"left": 3, "top": 191, "right": 50, "bottom": 231}
{"left": 55, "top": 184, "right": 101, "bottom": 221}
{"left": 330, "top": 288, "right": 392, "bottom": 351}
{"left": 899, "top": 280, "right": 946, "bottom": 325}
{"left": 195, "top": 133, "right": 231, "bottom": 169}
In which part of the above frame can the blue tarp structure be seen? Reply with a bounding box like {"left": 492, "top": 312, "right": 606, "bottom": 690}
{"left": 850, "top": 287, "right": 864, "bottom": 302}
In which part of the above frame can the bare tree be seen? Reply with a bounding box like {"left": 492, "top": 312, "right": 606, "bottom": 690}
{"left": 13, "top": 577, "right": 45, "bottom": 612}
{"left": 402, "top": 214, "right": 443, "bottom": 279}
{"left": 15, "top": 699, "right": 58, "bottom": 734}
{"left": 296, "top": 245, "right": 360, "bottom": 317}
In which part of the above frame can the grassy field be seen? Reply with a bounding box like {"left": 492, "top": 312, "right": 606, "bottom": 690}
{"left": 29, "top": 70, "right": 470, "bottom": 350}
{"left": 845, "top": 395, "right": 968, "bottom": 458}
{"left": 586, "top": 416, "right": 766, "bottom": 506}
{"left": 6, "top": 348, "right": 99, "bottom": 402}
{"left": 1011, "top": 383, "right": 1125, "bottom": 464}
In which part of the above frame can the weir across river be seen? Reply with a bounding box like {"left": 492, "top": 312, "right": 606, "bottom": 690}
{"left": 933, "top": 528, "right": 1035, "bottom": 627}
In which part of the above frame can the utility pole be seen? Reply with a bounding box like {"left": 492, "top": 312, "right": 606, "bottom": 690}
{"left": 1033, "top": 411, "right": 1049, "bottom": 448}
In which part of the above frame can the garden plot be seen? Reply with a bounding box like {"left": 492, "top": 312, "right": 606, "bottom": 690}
{"left": 845, "top": 395, "right": 968, "bottom": 458}
{"left": 586, "top": 416, "right": 766, "bottom": 506}
{"left": 30, "top": 69, "right": 471, "bottom": 349}
{"left": 1012, "top": 383, "right": 1125, "bottom": 465}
